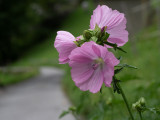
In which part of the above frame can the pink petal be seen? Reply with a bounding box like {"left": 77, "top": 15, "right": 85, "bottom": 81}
{"left": 107, "top": 18, "right": 128, "bottom": 46}
{"left": 54, "top": 31, "right": 77, "bottom": 64}
{"left": 92, "top": 44, "right": 101, "bottom": 57}
{"left": 90, "top": 5, "right": 124, "bottom": 30}
{"left": 90, "top": 5, "right": 128, "bottom": 46}
{"left": 76, "top": 68, "right": 103, "bottom": 93}
{"left": 102, "top": 64, "right": 114, "bottom": 87}
{"left": 69, "top": 41, "right": 119, "bottom": 93}
{"left": 104, "top": 52, "right": 120, "bottom": 66}
{"left": 70, "top": 41, "right": 99, "bottom": 60}
{"left": 70, "top": 61, "right": 94, "bottom": 84}
{"left": 90, "top": 5, "right": 102, "bottom": 29}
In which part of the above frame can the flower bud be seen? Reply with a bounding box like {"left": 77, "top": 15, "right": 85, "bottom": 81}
{"left": 83, "top": 30, "right": 92, "bottom": 40}
{"left": 132, "top": 97, "right": 146, "bottom": 112}
{"left": 139, "top": 97, "right": 146, "bottom": 106}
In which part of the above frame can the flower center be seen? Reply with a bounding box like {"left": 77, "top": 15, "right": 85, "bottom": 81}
{"left": 92, "top": 58, "right": 104, "bottom": 70}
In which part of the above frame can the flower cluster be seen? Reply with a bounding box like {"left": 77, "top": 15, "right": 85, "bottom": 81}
{"left": 54, "top": 5, "right": 128, "bottom": 93}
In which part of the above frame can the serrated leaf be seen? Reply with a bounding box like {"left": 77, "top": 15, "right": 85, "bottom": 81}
{"left": 59, "top": 111, "right": 69, "bottom": 119}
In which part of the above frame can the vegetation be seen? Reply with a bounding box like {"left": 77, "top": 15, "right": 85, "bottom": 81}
{"left": 1, "top": 4, "right": 159, "bottom": 120}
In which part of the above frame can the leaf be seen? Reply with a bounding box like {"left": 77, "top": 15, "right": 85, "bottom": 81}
{"left": 116, "top": 64, "right": 138, "bottom": 69}
{"left": 114, "top": 67, "right": 124, "bottom": 74}
{"left": 69, "top": 106, "right": 77, "bottom": 112}
{"left": 117, "top": 56, "right": 123, "bottom": 61}
{"left": 76, "top": 104, "right": 83, "bottom": 114}
{"left": 103, "top": 41, "right": 126, "bottom": 53}
{"left": 116, "top": 47, "right": 127, "bottom": 53}
{"left": 59, "top": 111, "right": 69, "bottom": 119}
{"left": 147, "top": 108, "right": 160, "bottom": 114}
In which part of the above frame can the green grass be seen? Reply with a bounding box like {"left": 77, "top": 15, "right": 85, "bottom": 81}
{"left": 1, "top": 3, "right": 160, "bottom": 120}
{"left": 0, "top": 68, "right": 38, "bottom": 86}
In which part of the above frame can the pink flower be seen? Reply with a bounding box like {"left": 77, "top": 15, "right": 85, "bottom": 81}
{"left": 69, "top": 41, "right": 119, "bottom": 93}
{"left": 90, "top": 5, "right": 128, "bottom": 47}
{"left": 54, "top": 31, "right": 77, "bottom": 64}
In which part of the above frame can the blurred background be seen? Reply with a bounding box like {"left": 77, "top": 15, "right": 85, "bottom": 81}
{"left": 0, "top": 0, "right": 160, "bottom": 120}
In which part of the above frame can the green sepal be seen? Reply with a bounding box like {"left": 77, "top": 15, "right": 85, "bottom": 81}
{"left": 94, "top": 24, "right": 101, "bottom": 38}
{"left": 83, "top": 30, "right": 92, "bottom": 40}
{"left": 90, "top": 36, "right": 98, "bottom": 42}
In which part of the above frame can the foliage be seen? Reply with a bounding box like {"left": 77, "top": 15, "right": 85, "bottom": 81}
{"left": 60, "top": 8, "right": 160, "bottom": 120}
{"left": 0, "top": 0, "right": 81, "bottom": 65}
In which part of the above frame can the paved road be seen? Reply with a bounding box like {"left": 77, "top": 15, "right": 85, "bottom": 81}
{"left": 0, "top": 67, "right": 75, "bottom": 120}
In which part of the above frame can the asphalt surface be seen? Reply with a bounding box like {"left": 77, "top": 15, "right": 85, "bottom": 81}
{"left": 0, "top": 67, "right": 75, "bottom": 120}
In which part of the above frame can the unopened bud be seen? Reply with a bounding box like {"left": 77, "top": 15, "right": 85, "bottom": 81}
{"left": 83, "top": 30, "right": 92, "bottom": 39}
{"left": 132, "top": 97, "right": 146, "bottom": 112}
{"left": 139, "top": 97, "right": 146, "bottom": 106}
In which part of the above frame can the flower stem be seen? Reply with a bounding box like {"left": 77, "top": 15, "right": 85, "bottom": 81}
{"left": 117, "top": 82, "right": 134, "bottom": 120}
{"left": 138, "top": 111, "right": 143, "bottom": 120}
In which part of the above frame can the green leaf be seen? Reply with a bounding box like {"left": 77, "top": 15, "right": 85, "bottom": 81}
{"left": 114, "top": 67, "right": 124, "bottom": 74}
{"left": 116, "top": 64, "right": 138, "bottom": 69}
{"left": 59, "top": 110, "right": 69, "bottom": 119}
{"left": 76, "top": 104, "right": 83, "bottom": 114}
{"left": 116, "top": 47, "right": 127, "bottom": 53}
{"left": 147, "top": 108, "right": 160, "bottom": 114}
{"left": 103, "top": 41, "right": 127, "bottom": 53}
{"left": 69, "top": 106, "right": 77, "bottom": 112}
{"left": 117, "top": 56, "right": 123, "bottom": 61}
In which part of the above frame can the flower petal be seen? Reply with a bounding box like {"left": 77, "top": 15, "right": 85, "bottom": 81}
{"left": 107, "top": 18, "right": 128, "bottom": 46}
{"left": 90, "top": 5, "right": 102, "bottom": 29}
{"left": 103, "top": 64, "right": 114, "bottom": 87}
{"left": 90, "top": 5, "right": 128, "bottom": 46}
{"left": 90, "top": 5, "right": 124, "bottom": 30}
{"left": 54, "top": 31, "right": 77, "bottom": 64}
{"left": 70, "top": 61, "right": 94, "bottom": 84}
{"left": 76, "top": 68, "right": 103, "bottom": 93}
{"left": 104, "top": 52, "right": 120, "bottom": 66}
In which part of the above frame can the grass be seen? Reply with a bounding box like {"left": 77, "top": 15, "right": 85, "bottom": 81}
{"left": 0, "top": 67, "right": 38, "bottom": 86}
{"left": 1, "top": 3, "right": 160, "bottom": 120}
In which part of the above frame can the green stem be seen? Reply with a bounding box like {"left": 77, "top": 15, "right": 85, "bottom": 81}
{"left": 117, "top": 82, "right": 134, "bottom": 120}
{"left": 138, "top": 111, "right": 143, "bottom": 120}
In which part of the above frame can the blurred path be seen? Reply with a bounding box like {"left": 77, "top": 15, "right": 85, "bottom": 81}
{"left": 0, "top": 67, "right": 75, "bottom": 120}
